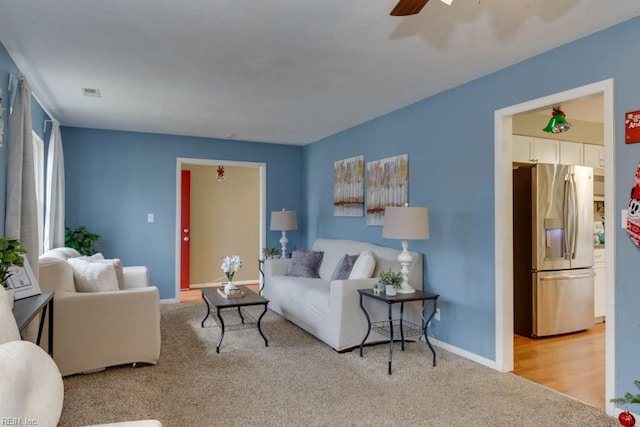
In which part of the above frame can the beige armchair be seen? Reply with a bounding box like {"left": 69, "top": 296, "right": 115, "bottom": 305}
{"left": 37, "top": 248, "right": 161, "bottom": 376}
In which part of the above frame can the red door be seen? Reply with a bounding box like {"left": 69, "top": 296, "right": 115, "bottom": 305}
{"left": 180, "top": 170, "right": 191, "bottom": 290}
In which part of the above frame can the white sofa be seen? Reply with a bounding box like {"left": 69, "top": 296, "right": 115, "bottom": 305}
{"left": 36, "top": 248, "right": 161, "bottom": 376}
{"left": 263, "top": 238, "right": 423, "bottom": 351}
{"left": 0, "top": 286, "right": 162, "bottom": 427}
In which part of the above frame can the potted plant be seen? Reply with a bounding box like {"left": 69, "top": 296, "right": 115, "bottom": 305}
{"left": 378, "top": 268, "right": 403, "bottom": 296}
{"left": 0, "top": 236, "right": 27, "bottom": 307}
{"left": 65, "top": 226, "right": 101, "bottom": 256}
{"left": 611, "top": 380, "right": 640, "bottom": 426}
{"left": 262, "top": 247, "right": 279, "bottom": 259}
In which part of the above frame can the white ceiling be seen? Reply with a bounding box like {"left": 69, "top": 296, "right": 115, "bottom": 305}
{"left": 0, "top": 1, "right": 637, "bottom": 145}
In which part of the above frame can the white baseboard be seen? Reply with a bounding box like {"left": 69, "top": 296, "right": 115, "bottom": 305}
{"left": 424, "top": 336, "right": 497, "bottom": 370}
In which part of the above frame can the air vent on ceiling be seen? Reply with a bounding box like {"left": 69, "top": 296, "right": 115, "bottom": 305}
{"left": 81, "top": 88, "right": 101, "bottom": 98}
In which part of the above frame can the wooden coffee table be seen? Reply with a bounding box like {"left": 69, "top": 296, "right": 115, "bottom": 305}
{"left": 201, "top": 286, "right": 269, "bottom": 353}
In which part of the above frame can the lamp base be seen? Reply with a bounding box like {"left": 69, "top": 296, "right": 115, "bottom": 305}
{"left": 396, "top": 240, "right": 415, "bottom": 293}
{"left": 397, "top": 284, "right": 416, "bottom": 294}
{"left": 279, "top": 231, "right": 289, "bottom": 259}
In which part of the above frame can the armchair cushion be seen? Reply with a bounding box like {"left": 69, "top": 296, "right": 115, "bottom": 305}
{"left": 68, "top": 257, "right": 119, "bottom": 292}
{"left": 81, "top": 253, "right": 125, "bottom": 289}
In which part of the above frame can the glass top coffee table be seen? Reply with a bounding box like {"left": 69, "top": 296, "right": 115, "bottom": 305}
{"left": 201, "top": 286, "right": 269, "bottom": 353}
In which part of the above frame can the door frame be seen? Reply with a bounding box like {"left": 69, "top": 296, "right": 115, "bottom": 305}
{"left": 174, "top": 157, "right": 267, "bottom": 300}
{"left": 494, "top": 78, "right": 616, "bottom": 415}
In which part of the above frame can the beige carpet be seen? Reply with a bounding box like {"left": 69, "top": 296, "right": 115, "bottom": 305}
{"left": 60, "top": 302, "right": 617, "bottom": 426}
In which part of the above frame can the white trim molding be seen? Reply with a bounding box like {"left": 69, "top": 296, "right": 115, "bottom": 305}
{"left": 174, "top": 157, "right": 267, "bottom": 302}
{"left": 494, "top": 79, "right": 616, "bottom": 415}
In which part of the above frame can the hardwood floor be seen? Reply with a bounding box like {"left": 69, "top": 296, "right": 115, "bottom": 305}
{"left": 180, "top": 283, "right": 260, "bottom": 303}
{"left": 513, "top": 322, "right": 605, "bottom": 409}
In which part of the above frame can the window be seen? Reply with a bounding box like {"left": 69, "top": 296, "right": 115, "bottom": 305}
{"left": 32, "top": 130, "right": 44, "bottom": 255}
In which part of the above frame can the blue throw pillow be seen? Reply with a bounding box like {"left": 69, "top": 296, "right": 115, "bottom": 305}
{"left": 330, "top": 254, "right": 359, "bottom": 281}
{"left": 286, "top": 248, "right": 324, "bottom": 278}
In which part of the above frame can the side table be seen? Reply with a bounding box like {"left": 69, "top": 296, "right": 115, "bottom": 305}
{"left": 358, "top": 288, "right": 439, "bottom": 375}
{"left": 12, "top": 292, "right": 54, "bottom": 356}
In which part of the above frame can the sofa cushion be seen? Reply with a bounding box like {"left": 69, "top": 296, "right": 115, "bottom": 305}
{"left": 349, "top": 250, "right": 376, "bottom": 279}
{"left": 67, "top": 258, "right": 119, "bottom": 292}
{"left": 330, "top": 254, "right": 358, "bottom": 281}
{"left": 286, "top": 248, "right": 324, "bottom": 278}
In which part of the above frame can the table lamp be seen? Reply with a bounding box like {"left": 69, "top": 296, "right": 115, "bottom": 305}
{"left": 382, "top": 205, "right": 429, "bottom": 293}
{"left": 270, "top": 209, "right": 298, "bottom": 258}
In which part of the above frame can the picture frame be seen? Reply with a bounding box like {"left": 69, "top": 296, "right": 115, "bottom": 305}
{"left": 6, "top": 256, "right": 41, "bottom": 300}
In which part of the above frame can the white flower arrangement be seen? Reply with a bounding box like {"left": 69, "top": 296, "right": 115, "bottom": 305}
{"left": 221, "top": 255, "right": 242, "bottom": 282}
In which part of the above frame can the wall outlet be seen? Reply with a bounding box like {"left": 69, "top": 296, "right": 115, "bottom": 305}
{"left": 434, "top": 307, "right": 441, "bottom": 321}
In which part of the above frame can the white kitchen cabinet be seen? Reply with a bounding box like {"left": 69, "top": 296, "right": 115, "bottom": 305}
{"left": 532, "top": 138, "right": 560, "bottom": 164}
{"left": 584, "top": 144, "right": 605, "bottom": 173}
{"left": 513, "top": 136, "right": 560, "bottom": 164}
{"left": 559, "top": 140, "right": 583, "bottom": 165}
{"left": 593, "top": 248, "right": 605, "bottom": 320}
{"left": 513, "top": 135, "right": 534, "bottom": 163}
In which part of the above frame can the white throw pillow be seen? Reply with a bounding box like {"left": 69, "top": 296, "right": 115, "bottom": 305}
{"left": 348, "top": 250, "right": 376, "bottom": 280}
{"left": 67, "top": 258, "right": 119, "bottom": 292}
{"left": 79, "top": 253, "right": 125, "bottom": 290}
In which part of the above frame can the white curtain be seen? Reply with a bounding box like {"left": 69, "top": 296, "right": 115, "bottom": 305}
{"left": 5, "top": 75, "right": 39, "bottom": 279}
{"left": 44, "top": 121, "right": 65, "bottom": 251}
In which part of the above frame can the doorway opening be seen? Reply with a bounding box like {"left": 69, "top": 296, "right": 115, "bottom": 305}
{"left": 494, "top": 79, "right": 616, "bottom": 414}
{"left": 174, "top": 158, "right": 267, "bottom": 301}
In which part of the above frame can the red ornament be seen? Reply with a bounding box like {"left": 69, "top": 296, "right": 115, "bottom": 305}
{"left": 216, "top": 166, "right": 226, "bottom": 181}
{"left": 619, "top": 411, "right": 636, "bottom": 427}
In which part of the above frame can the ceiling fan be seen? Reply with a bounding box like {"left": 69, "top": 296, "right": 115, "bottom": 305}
{"left": 390, "top": 0, "right": 452, "bottom": 16}
{"left": 390, "top": 0, "right": 453, "bottom": 16}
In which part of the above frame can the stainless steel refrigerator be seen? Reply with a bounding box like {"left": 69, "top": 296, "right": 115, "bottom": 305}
{"left": 513, "top": 163, "right": 595, "bottom": 337}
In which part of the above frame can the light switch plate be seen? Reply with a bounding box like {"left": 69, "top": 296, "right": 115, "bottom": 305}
{"left": 622, "top": 209, "right": 628, "bottom": 229}
{"left": 147, "top": 213, "right": 154, "bottom": 223}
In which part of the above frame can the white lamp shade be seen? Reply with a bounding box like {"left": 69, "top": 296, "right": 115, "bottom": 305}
{"left": 382, "top": 206, "right": 429, "bottom": 240}
{"left": 270, "top": 210, "right": 298, "bottom": 231}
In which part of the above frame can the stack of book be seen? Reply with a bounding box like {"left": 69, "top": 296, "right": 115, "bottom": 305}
{"left": 217, "top": 288, "right": 245, "bottom": 299}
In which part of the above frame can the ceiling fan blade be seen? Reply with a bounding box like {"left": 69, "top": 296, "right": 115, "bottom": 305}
{"left": 390, "top": 0, "right": 429, "bottom": 16}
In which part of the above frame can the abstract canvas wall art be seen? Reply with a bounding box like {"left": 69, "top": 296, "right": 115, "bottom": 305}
{"left": 366, "top": 154, "right": 408, "bottom": 226}
{"left": 334, "top": 155, "right": 365, "bottom": 216}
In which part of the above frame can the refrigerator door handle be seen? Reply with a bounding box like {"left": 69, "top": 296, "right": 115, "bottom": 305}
{"left": 539, "top": 272, "right": 596, "bottom": 280}
{"left": 563, "top": 173, "right": 578, "bottom": 260}
{"left": 569, "top": 173, "right": 578, "bottom": 259}
{"left": 563, "top": 175, "right": 571, "bottom": 259}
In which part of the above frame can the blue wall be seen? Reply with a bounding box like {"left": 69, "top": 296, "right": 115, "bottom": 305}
{"left": 303, "top": 16, "right": 640, "bottom": 399}
{"left": 61, "top": 127, "right": 304, "bottom": 299}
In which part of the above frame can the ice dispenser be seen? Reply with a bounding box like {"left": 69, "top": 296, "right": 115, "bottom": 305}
{"left": 544, "top": 218, "right": 564, "bottom": 259}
